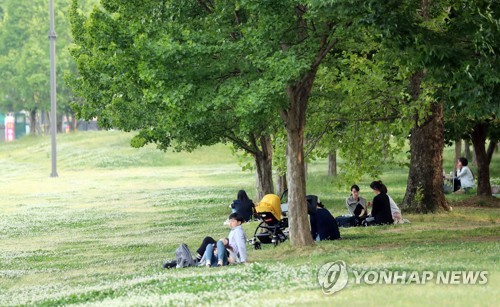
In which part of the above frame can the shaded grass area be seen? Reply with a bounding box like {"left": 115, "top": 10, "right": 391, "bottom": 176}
{"left": 0, "top": 131, "right": 498, "bottom": 306}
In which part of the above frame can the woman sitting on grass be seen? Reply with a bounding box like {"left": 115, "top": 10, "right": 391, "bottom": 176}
{"left": 373, "top": 183, "right": 405, "bottom": 224}
{"left": 229, "top": 190, "right": 255, "bottom": 222}
{"left": 345, "top": 184, "right": 368, "bottom": 225}
{"left": 366, "top": 180, "right": 394, "bottom": 225}
{"left": 454, "top": 157, "right": 475, "bottom": 193}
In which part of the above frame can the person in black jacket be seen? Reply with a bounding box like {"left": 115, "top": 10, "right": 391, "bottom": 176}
{"left": 229, "top": 190, "right": 255, "bottom": 222}
{"left": 368, "top": 181, "right": 394, "bottom": 225}
{"left": 310, "top": 201, "right": 341, "bottom": 241}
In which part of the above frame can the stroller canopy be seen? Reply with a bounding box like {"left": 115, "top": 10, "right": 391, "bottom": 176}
{"left": 256, "top": 194, "right": 282, "bottom": 221}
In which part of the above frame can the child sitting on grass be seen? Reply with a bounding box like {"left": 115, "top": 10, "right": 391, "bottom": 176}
{"left": 204, "top": 212, "right": 248, "bottom": 267}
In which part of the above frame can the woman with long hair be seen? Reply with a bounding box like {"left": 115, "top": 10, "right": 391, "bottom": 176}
{"left": 368, "top": 181, "right": 394, "bottom": 225}
{"left": 229, "top": 190, "right": 255, "bottom": 222}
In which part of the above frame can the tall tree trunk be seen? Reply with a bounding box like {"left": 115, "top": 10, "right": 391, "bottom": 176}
{"left": 470, "top": 123, "right": 492, "bottom": 196}
{"left": 281, "top": 72, "right": 316, "bottom": 247}
{"left": 29, "top": 109, "right": 37, "bottom": 135}
{"left": 43, "top": 111, "right": 50, "bottom": 135}
{"left": 328, "top": 150, "right": 337, "bottom": 177}
{"left": 402, "top": 73, "right": 449, "bottom": 212}
{"left": 454, "top": 139, "right": 462, "bottom": 175}
{"left": 275, "top": 173, "right": 287, "bottom": 198}
{"left": 57, "top": 114, "right": 63, "bottom": 133}
{"left": 71, "top": 115, "right": 77, "bottom": 131}
{"left": 254, "top": 135, "right": 274, "bottom": 200}
{"left": 464, "top": 139, "right": 472, "bottom": 161}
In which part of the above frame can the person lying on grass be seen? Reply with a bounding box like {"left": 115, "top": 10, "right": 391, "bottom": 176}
{"left": 204, "top": 212, "right": 248, "bottom": 267}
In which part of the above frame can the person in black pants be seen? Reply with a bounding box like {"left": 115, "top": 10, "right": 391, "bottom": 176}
{"left": 367, "top": 181, "right": 394, "bottom": 225}
{"left": 195, "top": 236, "right": 217, "bottom": 261}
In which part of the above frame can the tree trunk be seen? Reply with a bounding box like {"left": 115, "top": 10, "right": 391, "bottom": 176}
{"left": 281, "top": 72, "right": 316, "bottom": 247}
{"left": 464, "top": 139, "right": 472, "bottom": 161}
{"left": 328, "top": 150, "right": 337, "bottom": 177}
{"left": 402, "top": 73, "right": 449, "bottom": 212}
{"left": 275, "top": 173, "right": 287, "bottom": 198}
{"left": 486, "top": 140, "right": 497, "bottom": 165}
{"left": 43, "top": 111, "right": 50, "bottom": 135}
{"left": 57, "top": 114, "right": 63, "bottom": 133}
{"left": 254, "top": 135, "right": 274, "bottom": 200}
{"left": 29, "top": 109, "right": 37, "bottom": 135}
{"left": 470, "top": 123, "right": 492, "bottom": 196}
{"left": 454, "top": 139, "right": 462, "bottom": 175}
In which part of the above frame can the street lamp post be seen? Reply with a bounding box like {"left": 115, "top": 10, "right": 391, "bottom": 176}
{"left": 49, "top": 0, "right": 58, "bottom": 177}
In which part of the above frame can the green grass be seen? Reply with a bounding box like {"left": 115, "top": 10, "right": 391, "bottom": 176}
{"left": 0, "top": 131, "right": 498, "bottom": 306}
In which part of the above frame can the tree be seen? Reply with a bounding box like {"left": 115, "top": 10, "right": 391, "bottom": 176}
{"left": 69, "top": 0, "right": 282, "bottom": 198}
{"left": 442, "top": 0, "right": 499, "bottom": 195}
{"left": 70, "top": 0, "right": 378, "bottom": 246}
{"left": 368, "top": 0, "right": 488, "bottom": 212}
{"left": 304, "top": 49, "right": 410, "bottom": 185}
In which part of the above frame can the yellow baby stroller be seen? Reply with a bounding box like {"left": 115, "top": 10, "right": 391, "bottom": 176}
{"left": 249, "top": 194, "right": 288, "bottom": 249}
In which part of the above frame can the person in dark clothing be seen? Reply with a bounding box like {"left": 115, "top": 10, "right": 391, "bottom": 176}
{"left": 230, "top": 190, "right": 255, "bottom": 222}
{"left": 310, "top": 201, "right": 341, "bottom": 241}
{"left": 368, "top": 181, "right": 394, "bottom": 225}
{"left": 195, "top": 236, "right": 217, "bottom": 261}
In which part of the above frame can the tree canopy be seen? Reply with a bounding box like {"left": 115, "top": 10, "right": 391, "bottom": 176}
{"left": 70, "top": 0, "right": 379, "bottom": 245}
{"left": 69, "top": 0, "right": 498, "bottom": 243}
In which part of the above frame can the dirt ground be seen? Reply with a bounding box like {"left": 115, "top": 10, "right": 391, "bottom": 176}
{"left": 451, "top": 195, "right": 500, "bottom": 208}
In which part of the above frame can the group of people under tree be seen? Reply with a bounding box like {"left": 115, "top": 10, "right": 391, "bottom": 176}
{"left": 166, "top": 156, "right": 476, "bottom": 269}
{"left": 189, "top": 181, "right": 406, "bottom": 268}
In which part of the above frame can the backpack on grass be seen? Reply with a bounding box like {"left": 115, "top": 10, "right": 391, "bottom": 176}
{"left": 163, "top": 243, "right": 197, "bottom": 269}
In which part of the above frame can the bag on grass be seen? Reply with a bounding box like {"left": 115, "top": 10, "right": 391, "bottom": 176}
{"left": 175, "top": 243, "right": 197, "bottom": 268}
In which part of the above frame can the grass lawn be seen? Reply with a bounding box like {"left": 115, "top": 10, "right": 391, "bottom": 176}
{"left": 0, "top": 131, "right": 498, "bottom": 306}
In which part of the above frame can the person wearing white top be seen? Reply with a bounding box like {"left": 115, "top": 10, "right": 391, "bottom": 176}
{"left": 455, "top": 157, "right": 475, "bottom": 191}
{"left": 204, "top": 213, "right": 247, "bottom": 267}
{"left": 387, "top": 195, "right": 404, "bottom": 223}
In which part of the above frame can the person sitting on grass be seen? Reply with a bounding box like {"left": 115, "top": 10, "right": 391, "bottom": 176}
{"left": 376, "top": 183, "right": 406, "bottom": 224}
{"left": 229, "top": 190, "right": 255, "bottom": 222}
{"left": 366, "top": 180, "right": 394, "bottom": 225}
{"left": 454, "top": 157, "right": 475, "bottom": 193}
{"left": 310, "top": 200, "right": 341, "bottom": 241}
{"left": 345, "top": 184, "right": 368, "bottom": 225}
{"left": 195, "top": 236, "right": 217, "bottom": 262}
{"left": 204, "top": 213, "right": 247, "bottom": 267}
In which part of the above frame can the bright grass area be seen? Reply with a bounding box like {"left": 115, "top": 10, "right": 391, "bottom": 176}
{"left": 0, "top": 131, "right": 498, "bottom": 306}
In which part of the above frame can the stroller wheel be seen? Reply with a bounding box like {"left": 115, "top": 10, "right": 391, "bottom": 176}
{"left": 272, "top": 236, "right": 279, "bottom": 247}
{"left": 254, "top": 242, "right": 261, "bottom": 250}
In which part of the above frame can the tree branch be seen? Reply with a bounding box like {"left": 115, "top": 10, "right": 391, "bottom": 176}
{"left": 311, "top": 36, "right": 338, "bottom": 72}
{"left": 224, "top": 133, "right": 258, "bottom": 155}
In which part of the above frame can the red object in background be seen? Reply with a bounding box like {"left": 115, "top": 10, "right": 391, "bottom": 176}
{"left": 5, "top": 115, "right": 15, "bottom": 142}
